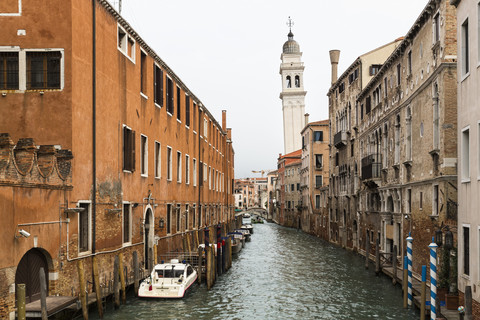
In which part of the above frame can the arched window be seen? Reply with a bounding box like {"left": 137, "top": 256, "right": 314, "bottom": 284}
{"left": 286, "top": 76, "right": 291, "bottom": 88}
{"left": 295, "top": 75, "right": 300, "bottom": 87}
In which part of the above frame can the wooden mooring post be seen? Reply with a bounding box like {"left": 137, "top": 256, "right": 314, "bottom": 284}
{"left": 39, "top": 267, "right": 48, "bottom": 320}
{"left": 421, "top": 265, "right": 426, "bottom": 320}
{"left": 133, "top": 251, "right": 139, "bottom": 295}
{"left": 375, "top": 238, "right": 380, "bottom": 275}
{"left": 77, "top": 260, "right": 88, "bottom": 320}
{"left": 119, "top": 253, "right": 126, "bottom": 304}
{"left": 365, "top": 233, "right": 370, "bottom": 269}
{"left": 392, "top": 245, "right": 397, "bottom": 285}
{"left": 92, "top": 256, "right": 104, "bottom": 319}
{"left": 113, "top": 255, "right": 120, "bottom": 309}
{"left": 197, "top": 246, "right": 203, "bottom": 284}
{"left": 16, "top": 284, "right": 26, "bottom": 320}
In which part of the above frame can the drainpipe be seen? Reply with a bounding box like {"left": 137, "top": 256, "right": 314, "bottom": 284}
{"left": 92, "top": 0, "right": 97, "bottom": 254}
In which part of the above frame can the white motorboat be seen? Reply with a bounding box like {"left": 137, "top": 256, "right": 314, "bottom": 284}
{"left": 228, "top": 232, "right": 245, "bottom": 254}
{"left": 138, "top": 259, "right": 197, "bottom": 298}
{"left": 235, "top": 228, "right": 251, "bottom": 242}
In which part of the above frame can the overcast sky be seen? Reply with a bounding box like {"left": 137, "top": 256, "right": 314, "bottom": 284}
{"left": 118, "top": 0, "right": 428, "bottom": 178}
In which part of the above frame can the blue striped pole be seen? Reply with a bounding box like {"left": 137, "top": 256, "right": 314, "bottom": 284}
{"left": 429, "top": 238, "right": 438, "bottom": 320}
{"left": 407, "top": 233, "right": 413, "bottom": 307}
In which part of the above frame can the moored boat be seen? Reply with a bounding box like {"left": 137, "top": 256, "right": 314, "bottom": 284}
{"left": 228, "top": 232, "right": 245, "bottom": 254}
{"left": 138, "top": 259, "right": 197, "bottom": 298}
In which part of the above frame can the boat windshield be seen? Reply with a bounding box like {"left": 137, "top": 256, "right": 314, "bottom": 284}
{"left": 163, "top": 268, "right": 184, "bottom": 278}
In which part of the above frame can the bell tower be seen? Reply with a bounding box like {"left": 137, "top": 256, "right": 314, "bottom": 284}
{"left": 280, "top": 17, "right": 306, "bottom": 154}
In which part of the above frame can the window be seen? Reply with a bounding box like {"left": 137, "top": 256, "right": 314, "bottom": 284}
{"left": 78, "top": 202, "right": 91, "bottom": 253}
{"left": 295, "top": 75, "right": 300, "bottom": 88}
{"left": 369, "top": 64, "right": 382, "bottom": 76}
{"left": 286, "top": 75, "right": 291, "bottom": 88}
{"left": 154, "top": 141, "right": 161, "bottom": 178}
{"left": 0, "top": 52, "right": 19, "bottom": 90}
{"left": 185, "top": 204, "right": 189, "bottom": 231}
{"left": 315, "top": 154, "right": 323, "bottom": 169}
{"left": 433, "top": 13, "right": 440, "bottom": 44}
{"left": 348, "top": 69, "right": 358, "bottom": 84}
{"left": 365, "top": 96, "right": 371, "bottom": 114}
{"left": 123, "top": 203, "right": 131, "bottom": 243}
{"left": 313, "top": 131, "right": 323, "bottom": 142}
{"left": 167, "top": 146, "right": 172, "bottom": 181}
{"left": 406, "top": 107, "right": 412, "bottom": 161}
{"left": 384, "top": 77, "right": 388, "bottom": 97}
{"left": 315, "top": 175, "right": 323, "bottom": 188}
{"left": 118, "top": 25, "right": 135, "bottom": 60}
{"left": 140, "top": 51, "right": 147, "bottom": 95}
{"left": 193, "top": 103, "right": 197, "bottom": 132}
{"left": 26, "top": 51, "right": 61, "bottom": 89}
{"left": 166, "top": 77, "right": 174, "bottom": 115}
{"left": 140, "top": 135, "right": 147, "bottom": 176}
{"left": 185, "top": 95, "right": 190, "bottom": 127}
{"left": 177, "top": 151, "right": 182, "bottom": 183}
{"left": 177, "top": 86, "right": 181, "bottom": 121}
{"left": 338, "top": 82, "right": 345, "bottom": 94}
{"left": 193, "top": 159, "right": 197, "bottom": 186}
{"left": 462, "top": 19, "right": 470, "bottom": 76}
{"left": 185, "top": 154, "right": 190, "bottom": 184}
{"left": 123, "top": 126, "right": 135, "bottom": 172}
{"left": 154, "top": 64, "right": 163, "bottom": 106}
{"left": 167, "top": 204, "right": 172, "bottom": 234}
{"left": 433, "top": 185, "right": 439, "bottom": 216}
{"left": 315, "top": 195, "right": 320, "bottom": 209}
{"left": 209, "top": 166, "right": 211, "bottom": 190}
{"left": 407, "top": 189, "right": 412, "bottom": 213}
{"left": 407, "top": 50, "right": 412, "bottom": 75}
{"left": 176, "top": 205, "right": 181, "bottom": 233}
{"left": 395, "top": 115, "right": 400, "bottom": 165}
{"left": 462, "top": 128, "right": 470, "bottom": 181}
{"left": 396, "top": 64, "right": 401, "bottom": 86}
{"left": 464, "top": 226, "right": 470, "bottom": 275}
{"left": 433, "top": 84, "right": 440, "bottom": 150}
{"left": 419, "top": 192, "right": 423, "bottom": 210}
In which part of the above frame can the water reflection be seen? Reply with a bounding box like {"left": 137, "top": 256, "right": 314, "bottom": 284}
{"left": 90, "top": 223, "right": 417, "bottom": 320}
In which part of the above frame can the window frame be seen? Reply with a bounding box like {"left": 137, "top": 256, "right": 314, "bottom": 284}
{"left": 185, "top": 154, "right": 190, "bottom": 185}
{"left": 176, "top": 151, "right": 182, "bottom": 183}
{"left": 167, "top": 146, "right": 173, "bottom": 181}
{"left": 122, "top": 202, "right": 132, "bottom": 245}
{"left": 117, "top": 24, "right": 135, "bottom": 63}
{"left": 154, "top": 141, "right": 161, "bottom": 179}
{"left": 77, "top": 201, "right": 92, "bottom": 255}
{"left": 462, "top": 126, "right": 471, "bottom": 182}
{"left": 25, "top": 49, "right": 64, "bottom": 91}
{"left": 140, "top": 134, "right": 148, "bottom": 177}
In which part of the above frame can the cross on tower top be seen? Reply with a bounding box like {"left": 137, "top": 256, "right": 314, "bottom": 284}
{"left": 286, "top": 16, "right": 294, "bottom": 33}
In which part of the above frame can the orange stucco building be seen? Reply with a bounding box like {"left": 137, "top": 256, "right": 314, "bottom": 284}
{"left": 0, "top": 0, "right": 234, "bottom": 317}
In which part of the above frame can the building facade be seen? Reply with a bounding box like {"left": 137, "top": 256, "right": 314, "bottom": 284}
{"left": 451, "top": 0, "right": 480, "bottom": 315}
{"left": 276, "top": 150, "right": 302, "bottom": 227}
{"left": 328, "top": 40, "right": 402, "bottom": 248}
{"left": 0, "top": 1, "right": 234, "bottom": 318}
{"left": 280, "top": 30, "right": 306, "bottom": 154}
{"left": 300, "top": 118, "right": 330, "bottom": 239}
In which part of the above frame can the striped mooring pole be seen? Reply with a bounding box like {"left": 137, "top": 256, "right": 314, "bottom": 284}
{"left": 407, "top": 233, "right": 413, "bottom": 307}
{"left": 429, "top": 238, "right": 438, "bottom": 320}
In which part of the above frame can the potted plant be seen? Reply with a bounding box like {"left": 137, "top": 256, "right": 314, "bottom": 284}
{"left": 437, "top": 246, "right": 450, "bottom": 305}
{"left": 446, "top": 247, "right": 459, "bottom": 310}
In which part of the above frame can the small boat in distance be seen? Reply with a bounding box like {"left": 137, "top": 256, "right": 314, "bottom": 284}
{"left": 228, "top": 231, "right": 245, "bottom": 254}
{"left": 138, "top": 259, "right": 197, "bottom": 298}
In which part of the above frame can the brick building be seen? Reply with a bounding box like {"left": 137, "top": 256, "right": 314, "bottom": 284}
{"left": 0, "top": 0, "right": 234, "bottom": 318}
{"left": 300, "top": 117, "right": 330, "bottom": 239}
{"left": 276, "top": 150, "right": 302, "bottom": 228}
{"left": 328, "top": 39, "right": 402, "bottom": 247}
{"left": 328, "top": 0, "right": 457, "bottom": 285}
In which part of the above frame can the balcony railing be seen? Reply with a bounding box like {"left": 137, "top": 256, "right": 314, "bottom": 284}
{"left": 361, "top": 154, "right": 382, "bottom": 180}
{"left": 334, "top": 130, "right": 347, "bottom": 148}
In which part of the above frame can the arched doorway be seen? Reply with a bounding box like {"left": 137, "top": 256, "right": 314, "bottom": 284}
{"left": 15, "top": 248, "right": 50, "bottom": 303}
{"left": 144, "top": 207, "right": 154, "bottom": 271}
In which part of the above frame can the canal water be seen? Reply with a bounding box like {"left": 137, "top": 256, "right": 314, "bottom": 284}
{"left": 90, "top": 223, "right": 418, "bottom": 319}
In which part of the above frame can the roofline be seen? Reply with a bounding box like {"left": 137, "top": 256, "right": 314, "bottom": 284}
{"left": 96, "top": 0, "right": 226, "bottom": 134}
{"left": 357, "top": 0, "right": 440, "bottom": 101}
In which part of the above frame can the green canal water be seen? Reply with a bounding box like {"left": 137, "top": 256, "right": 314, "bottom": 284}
{"left": 89, "top": 223, "right": 418, "bottom": 319}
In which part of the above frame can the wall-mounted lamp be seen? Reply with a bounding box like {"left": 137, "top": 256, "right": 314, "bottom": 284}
{"left": 132, "top": 203, "right": 139, "bottom": 208}
{"left": 159, "top": 218, "right": 165, "bottom": 229}
{"left": 2, "top": 92, "right": 6, "bottom": 97}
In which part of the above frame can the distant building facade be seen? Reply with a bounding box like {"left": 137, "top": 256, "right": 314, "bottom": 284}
{"left": 277, "top": 150, "right": 302, "bottom": 227}
{"left": 300, "top": 117, "right": 330, "bottom": 239}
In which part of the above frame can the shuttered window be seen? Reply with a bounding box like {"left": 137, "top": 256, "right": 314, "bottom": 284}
{"left": 166, "top": 78, "right": 174, "bottom": 114}
{"left": 154, "top": 64, "right": 164, "bottom": 106}
{"left": 123, "top": 126, "right": 135, "bottom": 172}
{"left": 26, "top": 51, "right": 61, "bottom": 89}
{"left": 0, "top": 52, "right": 19, "bottom": 90}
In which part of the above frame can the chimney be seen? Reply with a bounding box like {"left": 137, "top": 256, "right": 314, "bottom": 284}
{"left": 329, "top": 50, "right": 340, "bottom": 85}
{"left": 222, "top": 110, "right": 227, "bottom": 131}
{"left": 304, "top": 113, "right": 309, "bottom": 125}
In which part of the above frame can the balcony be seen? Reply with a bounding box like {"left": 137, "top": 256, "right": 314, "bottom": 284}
{"left": 361, "top": 154, "right": 382, "bottom": 180}
{"left": 334, "top": 130, "right": 347, "bottom": 148}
